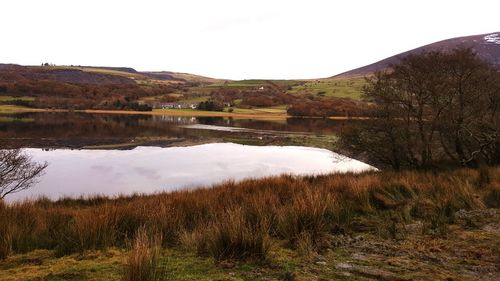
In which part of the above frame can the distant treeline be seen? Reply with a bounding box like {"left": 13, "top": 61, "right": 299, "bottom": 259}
{"left": 0, "top": 80, "right": 181, "bottom": 110}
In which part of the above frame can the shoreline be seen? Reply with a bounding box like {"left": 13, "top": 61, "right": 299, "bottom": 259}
{"left": 1, "top": 168, "right": 498, "bottom": 280}
{"left": 1, "top": 106, "right": 369, "bottom": 120}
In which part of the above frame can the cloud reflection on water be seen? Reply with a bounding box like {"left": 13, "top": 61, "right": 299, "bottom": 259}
{"left": 10, "top": 143, "right": 375, "bottom": 201}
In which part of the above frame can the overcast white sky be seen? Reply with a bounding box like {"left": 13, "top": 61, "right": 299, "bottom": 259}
{"left": 1, "top": 0, "right": 499, "bottom": 79}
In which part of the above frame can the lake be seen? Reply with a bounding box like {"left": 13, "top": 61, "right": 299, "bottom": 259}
{"left": 1, "top": 112, "right": 373, "bottom": 201}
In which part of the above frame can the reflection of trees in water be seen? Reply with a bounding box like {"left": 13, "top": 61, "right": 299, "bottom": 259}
{"left": 0, "top": 112, "right": 178, "bottom": 136}
{"left": 0, "top": 149, "right": 47, "bottom": 199}
{"left": 196, "top": 117, "right": 362, "bottom": 134}
{"left": 227, "top": 118, "right": 362, "bottom": 135}
{"left": 0, "top": 113, "right": 188, "bottom": 148}
{"left": 0, "top": 112, "right": 368, "bottom": 148}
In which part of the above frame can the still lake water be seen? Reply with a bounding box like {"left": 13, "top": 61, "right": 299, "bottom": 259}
{"left": 10, "top": 144, "right": 373, "bottom": 201}
{"left": 1, "top": 112, "right": 373, "bottom": 201}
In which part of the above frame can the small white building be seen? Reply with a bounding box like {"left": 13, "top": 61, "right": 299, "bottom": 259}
{"left": 152, "top": 102, "right": 197, "bottom": 109}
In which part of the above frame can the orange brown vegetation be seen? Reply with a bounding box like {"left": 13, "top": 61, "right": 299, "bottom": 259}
{"left": 0, "top": 167, "right": 498, "bottom": 261}
{"left": 287, "top": 98, "right": 370, "bottom": 117}
{"left": 0, "top": 65, "right": 189, "bottom": 110}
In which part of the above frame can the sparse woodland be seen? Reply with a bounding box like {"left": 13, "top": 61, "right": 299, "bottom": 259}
{"left": 340, "top": 49, "right": 499, "bottom": 169}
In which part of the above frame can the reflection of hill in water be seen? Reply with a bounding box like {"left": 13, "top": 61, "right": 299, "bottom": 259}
{"left": 0, "top": 112, "right": 363, "bottom": 149}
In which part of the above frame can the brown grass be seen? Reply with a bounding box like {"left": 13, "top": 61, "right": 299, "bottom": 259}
{"left": 0, "top": 200, "right": 12, "bottom": 259}
{"left": 0, "top": 168, "right": 498, "bottom": 261}
{"left": 122, "top": 226, "right": 162, "bottom": 281}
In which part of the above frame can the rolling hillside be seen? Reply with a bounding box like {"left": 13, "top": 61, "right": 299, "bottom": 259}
{"left": 0, "top": 64, "right": 136, "bottom": 85}
{"left": 0, "top": 64, "right": 220, "bottom": 85}
{"left": 333, "top": 31, "right": 500, "bottom": 78}
{"left": 2, "top": 31, "right": 498, "bottom": 109}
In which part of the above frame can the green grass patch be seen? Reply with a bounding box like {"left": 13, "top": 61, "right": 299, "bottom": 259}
{"left": 0, "top": 117, "right": 34, "bottom": 123}
{"left": 0, "top": 96, "right": 35, "bottom": 102}
{"left": 227, "top": 105, "right": 287, "bottom": 114}
{"left": 178, "top": 96, "right": 210, "bottom": 103}
{"left": 0, "top": 249, "right": 124, "bottom": 281}
{"left": 139, "top": 93, "right": 184, "bottom": 104}
{"left": 0, "top": 248, "right": 288, "bottom": 281}
{"left": 210, "top": 79, "right": 302, "bottom": 89}
{"left": 288, "top": 78, "right": 366, "bottom": 100}
{"left": 0, "top": 105, "right": 35, "bottom": 113}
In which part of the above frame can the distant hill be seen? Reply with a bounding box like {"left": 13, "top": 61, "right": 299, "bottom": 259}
{"left": 142, "top": 71, "right": 223, "bottom": 84}
{"left": 0, "top": 64, "right": 220, "bottom": 85}
{"left": 333, "top": 32, "right": 500, "bottom": 78}
{"left": 0, "top": 64, "right": 136, "bottom": 85}
{"left": 79, "top": 66, "right": 139, "bottom": 74}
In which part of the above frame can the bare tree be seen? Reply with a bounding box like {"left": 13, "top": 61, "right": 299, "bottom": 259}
{"left": 0, "top": 150, "right": 48, "bottom": 199}
{"left": 340, "top": 48, "right": 499, "bottom": 169}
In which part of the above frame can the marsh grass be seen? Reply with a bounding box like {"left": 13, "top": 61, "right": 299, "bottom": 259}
{"left": 0, "top": 167, "right": 497, "bottom": 261}
{"left": 203, "top": 208, "right": 271, "bottom": 260}
{"left": 0, "top": 201, "right": 12, "bottom": 259}
{"left": 123, "top": 226, "right": 163, "bottom": 281}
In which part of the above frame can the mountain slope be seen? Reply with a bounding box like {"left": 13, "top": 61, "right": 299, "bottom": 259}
{"left": 333, "top": 32, "right": 500, "bottom": 78}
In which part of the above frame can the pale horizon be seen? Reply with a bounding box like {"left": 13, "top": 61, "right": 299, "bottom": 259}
{"left": 1, "top": 0, "right": 499, "bottom": 80}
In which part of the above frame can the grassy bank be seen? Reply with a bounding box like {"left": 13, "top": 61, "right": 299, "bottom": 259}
{"left": 0, "top": 168, "right": 499, "bottom": 280}
{"left": 0, "top": 105, "right": 47, "bottom": 113}
{"left": 0, "top": 106, "right": 367, "bottom": 121}
{"left": 0, "top": 106, "right": 290, "bottom": 120}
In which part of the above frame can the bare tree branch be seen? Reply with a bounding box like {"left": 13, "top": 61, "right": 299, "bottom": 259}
{"left": 0, "top": 149, "right": 48, "bottom": 199}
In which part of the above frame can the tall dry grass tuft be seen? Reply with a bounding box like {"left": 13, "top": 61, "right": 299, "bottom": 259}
{"left": 73, "top": 203, "right": 120, "bottom": 251}
{"left": 276, "top": 185, "right": 336, "bottom": 250}
{"left": 123, "top": 226, "right": 163, "bottom": 281}
{"left": 201, "top": 208, "right": 271, "bottom": 260}
{"left": 0, "top": 200, "right": 12, "bottom": 259}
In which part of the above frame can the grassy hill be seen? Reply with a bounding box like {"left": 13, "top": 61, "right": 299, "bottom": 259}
{"left": 0, "top": 62, "right": 370, "bottom": 116}
{"left": 287, "top": 78, "right": 365, "bottom": 100}
{"left": 333, "top": 31, "right": 500, "bottom": 78}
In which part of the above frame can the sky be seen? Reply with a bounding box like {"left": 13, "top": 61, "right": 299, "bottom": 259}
{"left": 1, "top": 0, "right": 499, "bottom": 80}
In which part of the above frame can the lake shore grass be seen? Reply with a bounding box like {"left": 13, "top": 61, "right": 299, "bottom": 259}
{"left": 0, "top": 105, "right": 289, "bottom": 119}
{"left": 0, "top": 106, "right": 368, "bottom": 121}
{"left": 85, "top": 108, "right": 290, "bottom": 120}
{"left": 0, "top": 105, "right": 54, "bottom": 113}
{"left": 1, "top": 167, "right": 499, "bottom": 280}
